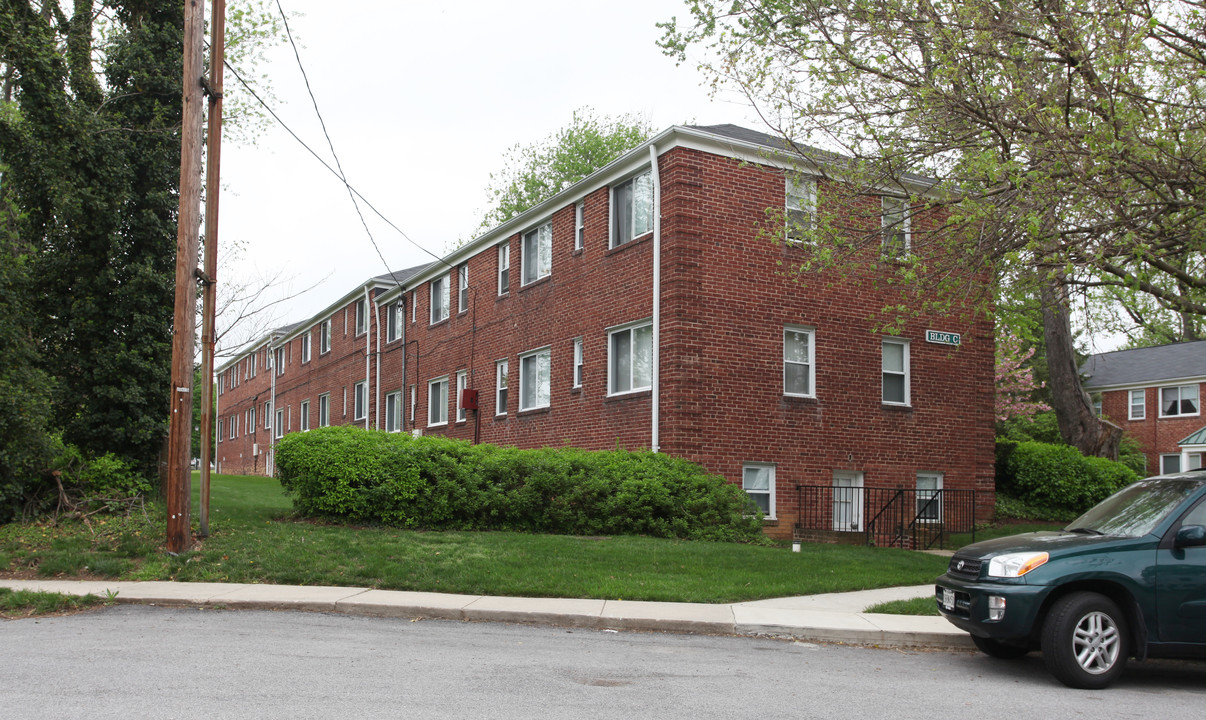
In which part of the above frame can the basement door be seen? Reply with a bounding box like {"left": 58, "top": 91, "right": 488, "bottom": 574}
{"left": 832, "top": 471, "right": 864, "bottom": 532}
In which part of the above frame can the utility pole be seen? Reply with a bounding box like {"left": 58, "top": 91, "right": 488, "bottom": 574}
{"left": 166, "top": 0, "right": 208, "bottom": 554}
{"left": 199, "top": 0, "right": 226, "bottom": 538}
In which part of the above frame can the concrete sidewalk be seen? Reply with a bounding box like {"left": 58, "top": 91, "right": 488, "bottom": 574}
{"left": 0, "top": 579, "right": 971, "bottom": 650}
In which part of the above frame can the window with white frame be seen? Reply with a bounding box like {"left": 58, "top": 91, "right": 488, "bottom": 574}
{"left": 430, "top": 276, "right": 449, "bottom": 324}
{"left": 300, "top": 400, "right": 310, "bottom": 431}
{"left": 573, "top": 337, "right": 584, "bottom": 388}
{"left": 301, "top": 332, "right": 312, "bottom": 363}
{"left": 318, "top": 394, "right": 330, "bottom": 427}
{"left": 456, "top": 370, "right": 468, "bottom": 423}
{"left": 264, "top": 401, "right": 272, "bottom": 430}
{"left": 783, "top": 326, "right": 815, "bottom": 397}
{"left": 217, "top": 418, "right": 223, "bottom": 442}
{"left": 275, "top": 347, "right": 285, "bottom": 376}
{"left": 881, "top": 195, "right": 910, "bottom": 257}
{"left": 248, "top": 406, "right": 256, "bottom": 431}
{"left": 1160, "top": 384, "right": 1200, "bottom": 417}
{"left": 385, "top": 391, "right": 401, "bottom": 432}
{"left": 519, "top": 348, "right": 551, "bottom": 411}
{"left": 320, "top": 319, "right": 331, "bottom": 354}
{"left": 611, "top": 170, "right": 653, "bottom": 247}
{"left": 411, "top": 291, "right": 417, "bottom": 323}
{"left": 882, "top": 338, "right": 910, "bottom": 405}
{"left": 354, "top": 381, "right": 367, "bottom": 421}
{"left": 386, "top": 302, "right": 402, "bottom": 342}
{"left": 355, "top": 298, "right": 368, "bottom": 335}
{"left": 608, "top": 321, "right": 652, "bottom": 395}
{"left": 522, "top": 222, "right": 552, "bottom": 285}
{"left": 496, "top": 360, "right": 508, "bottom": 416}
{"left": 786, "top": 177, "right": 816, "bottom": 241}
{"left": 742, "top": 463, "right": 775, "bottom": 518}
{"left": 497, "top": 243, "right": 510, "bottom": 295}
{"left": 274, "top": 409, "right": 283, "bottom": 439}
{"left": 1129, "top": 389, "right": 1146, "bottom": 420}
{"left": 574, "top": 201, "right": 585, "bottom": 251}
{"left": 916, "top": 472, "right": 943, "bottom": 522}
{"left": 1163, "top": 454, "right": 1182, "bottom": 474}
{"left": 249, "top": 353, "right": 257, "bottom": 378}
{"left": 458, "top": 264, "right": 469, "bottom": 312}
{"left": 429, "top": 376, "right": 449, "bottom": 426}
{"left": 409, "top": 384, "right": 416, "bottom": 423}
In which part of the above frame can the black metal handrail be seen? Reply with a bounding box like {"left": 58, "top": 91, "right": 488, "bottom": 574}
{"left": 794, "top": 485, "right": 977, "bottom": 550}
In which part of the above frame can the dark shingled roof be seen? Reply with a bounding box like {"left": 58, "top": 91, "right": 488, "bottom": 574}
{"left": 370, "top": 263, "right": 431, "bottom": 287}
{"left": 1082, "top": 340, "right": 1206, "bottom": 389}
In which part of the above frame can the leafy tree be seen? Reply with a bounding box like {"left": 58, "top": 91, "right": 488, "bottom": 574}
{"left": 478, "top": 107, "right": 652, "bottom": 231}
{"left": 660, "top": 0, "right": 1206, "bottom": 457}
{"left": 995, "top": 335, "right": 1049, "bottom": 424}
{"left": 0, "top": 0, "right": 183, "bottom": 478}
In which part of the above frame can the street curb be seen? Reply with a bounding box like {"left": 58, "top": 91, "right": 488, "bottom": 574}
{"left": 0, "top": 579, "right": 972, "bottom": 651}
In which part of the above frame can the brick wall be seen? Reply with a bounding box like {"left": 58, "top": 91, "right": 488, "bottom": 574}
{"left": 1100, "top": 385, "right": 1203, "bottom": 474}
{"left": 213, "top": 139, "right": 996, "bottom": 540}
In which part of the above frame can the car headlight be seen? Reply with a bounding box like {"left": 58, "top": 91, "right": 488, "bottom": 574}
{"left": 987, "top": 551, "right": 1049, "bottom": 578}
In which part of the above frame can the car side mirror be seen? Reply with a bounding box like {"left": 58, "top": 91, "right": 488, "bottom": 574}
{"left": 1175, "top": 524, "right": 1206, "bottom": 549}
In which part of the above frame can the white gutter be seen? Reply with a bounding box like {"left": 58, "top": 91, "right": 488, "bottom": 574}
{"left": 267, "top": 338, "right": 276, "bottom": 475}
{"left": 363, "top": 286, "right": 372, "bottom": 430}
{"left": 649, "top": 144, "right": 661, "bottom": 453}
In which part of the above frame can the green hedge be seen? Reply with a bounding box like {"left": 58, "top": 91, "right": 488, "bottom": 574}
{"left": 275, "top": 426, "right": 766, "bottom": 542}
{"left": 998, "top": 440, "right": 1138, "bottom": 514}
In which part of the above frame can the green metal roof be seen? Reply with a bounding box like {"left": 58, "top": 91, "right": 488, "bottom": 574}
{"left": 1181, "top": 426, "right": 1206, "bottom": 447}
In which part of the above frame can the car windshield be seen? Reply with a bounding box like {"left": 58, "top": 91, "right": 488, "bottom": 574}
{"left": 1065, "top": 479, "right": 1206, "bottom": 537}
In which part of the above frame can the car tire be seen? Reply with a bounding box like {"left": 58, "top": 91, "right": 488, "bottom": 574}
{"left": 971, "top": 635, "right": 1029, "bottom": 659}
{"left": 1041, "top": 592, "right": 1128, "bottom": 689}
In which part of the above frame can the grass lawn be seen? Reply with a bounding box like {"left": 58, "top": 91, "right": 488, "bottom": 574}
{"left": 0, "top": 587, "right": 109, "bottom": 619}
{"left": 0, "top": 473, "right": 1047, "bottom": 605}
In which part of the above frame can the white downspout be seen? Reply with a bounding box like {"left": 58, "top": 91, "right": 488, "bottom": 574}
{"left": 374, "top": 296, "right": 382, "bottom": 430}
{"left": 268, "top": 339, "right": 276, "bottom": 475}
{"left": 363, "top": 287, "right": 372, "bottom": 430}
{"left": 649, "top": 144, "right": 661, "bottom": 453}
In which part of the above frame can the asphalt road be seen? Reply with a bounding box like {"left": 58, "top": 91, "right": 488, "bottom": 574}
{"left": 3, "top": 605, "right": 1203, "bottom": 719}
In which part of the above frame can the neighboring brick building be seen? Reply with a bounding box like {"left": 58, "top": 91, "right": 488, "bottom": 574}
{"left": 1083, "top": 340, "right": 1206, "bottom": 474}
{"left": 216, "top": 124, "right": 996, "bottom": 541}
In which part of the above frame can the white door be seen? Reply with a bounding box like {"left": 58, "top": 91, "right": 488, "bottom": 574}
{"left": 833, "top": 471, "right": 864, "bottom": 531}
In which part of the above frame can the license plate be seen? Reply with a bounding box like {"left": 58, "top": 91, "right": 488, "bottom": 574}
{"left": 941, "top": 587, "right": 955, "bottom": 610}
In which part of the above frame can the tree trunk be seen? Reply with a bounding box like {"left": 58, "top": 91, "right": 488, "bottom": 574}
{"left": 1040, "top": 277, "right": 1122, "bottom": 459}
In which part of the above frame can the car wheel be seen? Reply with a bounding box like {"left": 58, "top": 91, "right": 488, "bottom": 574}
{"left": 971, "top": 635, "right": 1029, "bottom": 659}
{"left": 1041, "top": 592, "right": 1128, "bottom": 689}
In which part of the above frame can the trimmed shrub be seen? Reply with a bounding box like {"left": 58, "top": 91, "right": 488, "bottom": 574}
{"left": 1002, "top": 441, "right": 1138, "bottom": 514}
{"left": 275, "top": 426, "right": 765, "bottom": 542}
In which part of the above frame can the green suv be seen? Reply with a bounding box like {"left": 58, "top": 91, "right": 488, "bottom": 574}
{"left": 937, "top": 469, "right": 1206, "bottom": 689}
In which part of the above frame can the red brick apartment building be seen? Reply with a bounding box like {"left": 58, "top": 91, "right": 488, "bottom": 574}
{"left": 1083, "top": 340, "right": 1206, "bottom": 475}
{"left": 215, "top": 124, "right": 996, "bottom": 542}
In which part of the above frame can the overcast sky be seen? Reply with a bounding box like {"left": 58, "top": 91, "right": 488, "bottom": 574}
{"left": 215, "top": 0, "right": 762, "bottom": 352}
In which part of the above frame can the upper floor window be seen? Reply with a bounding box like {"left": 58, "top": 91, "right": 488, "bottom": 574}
{"left": 275, "top": 348, "right": 285, "bottom": 376}
{"left": 301, "top": 332, "right": 312, "bottom": 363}
{"left": 574, "top": 202, "right": 585, "bottom": 251}
{"left": 249, "top": 353, "right": 257, "bottom": 378}
{"left": 522, "top": 222, "right": 552, "bottom": 285}
{"left": 882, "top": 196, "right": 911, "bottom": 257}
{"left": 498, "top": 243, "right": 510, "bottom": 295}
{"left": 320, "top": 319, "right": 331, "bottom": 354}
{"left": 611, "top": 170, "right": 653, "bottom": 248}
{"left": 274, "top": 409, "right": 284, "bottom": 439}
{"left": 786, "top": 177, "right": 816, "bottom": 242}
{"left": 264, "top": 401, "right": 272, "bottom": 430}
{"left": 355, "top": 298, "right": 368, "bottom": 335}
{"left": 1161, "top": 384, "right": 1200, "bottom": 417}
{"left": 882, "top": 338, "right": 910, "bottom": 406}
{"left": 784, "top": 326, "right": 815, "bottom": 397}
{"left": 458, "top": 263, "right": 469, "bottom": 312}
{"left": 519, "top": 348, "right": 551, "bottom": 411}
{"left": 608, "top": 321, "right": 652, "bottom": 395}
{"left": 1129, "top": 389, "right": 1146, "bottom": 421}
{"left": 387, "top": 302, "right": 402, "bottom": 342}
{"left": 431, "top": 275, "right": 449, "bottom": 324}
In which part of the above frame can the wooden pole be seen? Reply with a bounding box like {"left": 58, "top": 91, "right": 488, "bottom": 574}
{"left": 199, "top": 0, "right": 225, "bottom": 538}
{"left": 167, "top": 0, "right": 207, "bottom": 553}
